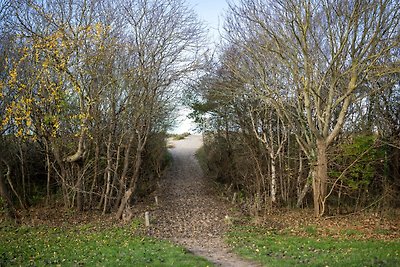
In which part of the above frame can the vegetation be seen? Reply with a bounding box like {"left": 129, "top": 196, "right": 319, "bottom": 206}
{"left": 0, "top": 222, "right": 213, "bottom": 266}
{"left": 189, "top": 0, "right": 400, "bottom": 217}
{"left": 0, "top": 0, "right": 399, "bottom": 265}
{"left": 0, "top": 0, "right": 205, "bottom": 220}
{"left": 227, "top": 225, "right": 400, "bottom": 267}
{"left": 169, "top": 132, "right": 192, "bottom": 141}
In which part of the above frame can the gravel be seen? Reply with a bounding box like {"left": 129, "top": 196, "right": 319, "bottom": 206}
{"left": 150, "top": 135, "right": 261, "bottom": 267}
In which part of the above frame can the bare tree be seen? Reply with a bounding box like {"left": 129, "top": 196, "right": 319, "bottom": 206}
{"left": 224, "top": 0, "right": 400, "bottom": 216}
{"left": 115, "top": 0, "right": 205, "bottom": 219}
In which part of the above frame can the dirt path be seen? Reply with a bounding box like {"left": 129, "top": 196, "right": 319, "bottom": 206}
{"left": 151, "top": 135, "right": 260, "bottom": 267}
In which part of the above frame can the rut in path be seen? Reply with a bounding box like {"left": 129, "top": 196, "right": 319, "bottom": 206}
{"left": 150, "top": 135, "right": 260, "bottom": 267}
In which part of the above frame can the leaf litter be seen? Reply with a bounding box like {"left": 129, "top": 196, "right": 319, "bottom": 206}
{"left": 147, "top": 135, "right": 261, "bottom": 267}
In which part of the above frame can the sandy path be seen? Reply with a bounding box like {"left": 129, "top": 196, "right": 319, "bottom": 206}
{"left": 151, "top": 135, "right": 260, "bottom": 267}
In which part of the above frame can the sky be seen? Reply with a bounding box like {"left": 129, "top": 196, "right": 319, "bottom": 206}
{"left": 188, "top": 0, "right": 230, "bottom": 43}
{"left": 170, "top": 0, "right": 230, "bottom": 134}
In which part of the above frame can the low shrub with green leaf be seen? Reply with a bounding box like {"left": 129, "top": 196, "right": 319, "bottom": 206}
{"left": 0, "top": 223, "right": 212, "bottom": 266}
{"left": 227, "top": 226, "right": 400, "bottom": 267}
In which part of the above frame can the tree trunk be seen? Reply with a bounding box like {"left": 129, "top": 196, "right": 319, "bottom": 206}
{"left": 115, "top": 187, "right": 133, "bottom": 220}
{"left": 391, "top": 144, "right": 400, "bottom": 198}
{"left": 103, "top": 133, "right": 113, "bottom": 214}
{"left": 45, "top": 141, "right": 51, "bottom": 206}
{"left": 76, "top": 165, "right": 83, "bottom": 211}
{"left": 89, "top": 141, "right": 100, "bottom": 207}
{"left": 0, "top": 171, "right": 18, "bottom": 220}
{"left": 296, "top": 169, "right": 311, "bottom": 208}
{"left": 18, "top": 144, "right": 27, "bottom": 205}
{"left": 114, "top": 136, "right": 134, "bottom": 211}
{"left": 115, "top": 164, "right": 140, "bottom": 220}
{"left": 312, "top": 139, "right": 328, "bottom": 217}
{"left": 270, "top": 154, "right": 277, "bottom": 203}
{"left": 116, "top": 139, "right": 145, "bottom": 220}
{"left": 50, "top": 140, "right": 70, "bottom": 208}
{"left": 2, "top": 159, "right": 25, "bottom": 210}
{"left": 110, "top": 139, "right": 123, "bottom": 210}
{"left": 97, "top": 171, "right": 107, "bottom": 210}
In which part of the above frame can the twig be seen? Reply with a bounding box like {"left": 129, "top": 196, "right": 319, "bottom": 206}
{"left": 321, "top": 141, "right": 377, "bottom": 215}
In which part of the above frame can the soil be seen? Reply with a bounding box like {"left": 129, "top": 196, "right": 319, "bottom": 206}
{"left": 149, "top": 135, "right": 260, "bottom": 267}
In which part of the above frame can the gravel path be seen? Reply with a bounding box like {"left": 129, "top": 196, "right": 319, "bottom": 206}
{"left": 151, "top": 135, "right": 260, "bottom": 267}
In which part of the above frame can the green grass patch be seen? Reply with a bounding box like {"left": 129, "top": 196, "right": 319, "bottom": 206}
{"left": 226, "top": 226, "right": 400, "bottom": 267}
{"left": 0, "top": 222, "right": 212, "bottom": 266}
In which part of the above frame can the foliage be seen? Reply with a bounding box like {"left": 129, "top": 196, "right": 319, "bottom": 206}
{"left": 0, "top": 0, "right": 205, "bottom": 218}
{"left": 332, "top": 135, "right": 385, "bottom": 190}
{"left": 0, "top": 223, "right": 213, "bottom": 266}
{"left": 227, "top": 226, "right": 400, "bottom": 267}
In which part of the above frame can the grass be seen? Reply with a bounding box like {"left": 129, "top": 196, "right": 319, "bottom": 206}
{"left": 0, "top": 222, "right": 213, "bottom": 266}
{"left": 170, "top": 132, "right": 191, "bottom": 141}
{"left": 303, "top": 225, "right": 318, "bottom": 236}
{"left": 226, "top": 225, "right": 400, "bottom": 267}
{"left": 195, "top": 146, "right": 207, "bottom": 171}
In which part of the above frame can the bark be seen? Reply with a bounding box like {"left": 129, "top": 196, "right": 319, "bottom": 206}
{"left": 89, "top": 141, "right": 100, "bottom": 207}
{"left": 2, "top": 159, "right": 25, "bottom": 210}
{"left": 103, "top": 133, "right": 113, "bottom": 214}
{"left": 270, "top": 153, "right": 277, "bottom": 203}
{"left": 391, "top": 145, "right": 400, "bottom": 189}
{"left": 44, "top": 140, "right": 51, "bottom": 205}
{"left": 115, "top": 151, "right": 142, "bottom": 219}
{"left": 50, "top": 139, "right": 70, "bottom": 208}
{"left": 76, "top": 165, "right": 83, "bottom": 211}
{"left": 64, "top": 134, "right": 85, "bottom": 163}
{"left": 114, "top": 136, "right": 134, "bottom": 211}
{"left": 97, "top": 171, "right": 107, "bottom": 210}
{"left": 61, "top": 176, "right": 69, "bottom": 208}
{"left": 110, "top": 138, "right": 123, "bottom": 210}
{"left": 296, "top": 169, "right": 311, "bottom": 208}
{"left": 116, "top": 134, "right": 146, "bottom": 220}
{"left": 312, "top": 139, "right": 328, "bottom": 217}
{"left": 115, "top": 187, "right": 133, "bottom": 220}
{"left": 18, "top": 144, "right": 26, "bottom": 204}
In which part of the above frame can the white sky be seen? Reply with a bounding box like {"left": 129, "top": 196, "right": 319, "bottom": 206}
{"left": 170, "top": 0, "right": 229, "bottom": 134}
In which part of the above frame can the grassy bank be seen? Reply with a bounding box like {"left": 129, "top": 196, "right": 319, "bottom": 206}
{"left": 0, "top": 222, "right": 212, "bottom": 266}
{"left": 227, "top": 225, "right": 400, "bottom": 267}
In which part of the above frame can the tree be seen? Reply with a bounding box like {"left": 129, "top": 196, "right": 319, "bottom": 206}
{"left": 224, "top": 0, "right": 400, "bottom": 216}
{"left": 0, "top": 0, "right": 205, "bottom": 219}
{"left": 115, "top": 0, "right": 205, "bottom": 219}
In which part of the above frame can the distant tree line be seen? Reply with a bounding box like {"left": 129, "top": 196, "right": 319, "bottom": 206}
{"left": 0, "top": 0, "right": 204, "bottom": 220}
{"left": 190, "top": 0, "right": 399, "bottom": 217}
